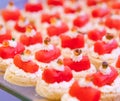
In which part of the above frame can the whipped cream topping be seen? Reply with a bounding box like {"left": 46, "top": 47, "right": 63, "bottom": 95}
{"left": 71, "top": 50, "right": 83, "bottom": 62}
{"left": 21, "top": 54, "right": 33, "bottom": 62}
{"left": 18, "top": 18, "right": 29, "bottom": 27}
{"left": 99, "top": 66, "right": 112, "bottom": 75}
{"left": 9, "top": 65, "right": 42, "bottom": 79}
{"left": 65, "top": 31, "right": 78, "bottom": 38}
{"left": 8, "top": 40, "right": 17, "bottom": 48}
{"left": 6, "top": 2, "right": 17, "bottom": 11}
{"left": 25, "top": 29, "right": 36, "bottom": 37}
{"left": 78, "top": 78, "right": 94, "bottom": 87}
{"left": 41, "top": 44, "right": 54, "bottom": 51}
{"left": 50, "top": 58, "right": 65, "bottom": 71}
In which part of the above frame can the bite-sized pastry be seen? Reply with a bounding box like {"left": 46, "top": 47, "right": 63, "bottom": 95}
{"left": 0, "top": 40, "right": 25, "bottom": 73}
{"left": 47, "top": 18, "right": 69, "bottom": 37}
{"left": 88, "top": 62, "right": 118, "bottom": 87}
{"left": 88, "top": 39, "right": 119, "bottom": 68}
{"left": 60, "top": 29, "right": 85, "bottom": 49}
{"left": 19, "top": 25, "right": 42, "bottom": 46}
{"left": 1, "top": 1, "right": 21, "bottom": 30}
{"left": 73, "top": 12, "right": 90, "bottom": 28}
{"left": 14, "top": 16, "right": 36, "bottom": 33}
{"left": 1, "top": 1, "right": 21, "bottom": 21}
{"left": 86, "top": 62, "right": 120, "bottom": 101}
{"left": 35, "top": 37, "right": 61, "bottom": 63}
{"left": 63, "top": 49, "right": 96, "bottom": 79}
{"left": 0, "top": 24, "right": 12, "bottom": 43}
{"left": 61, "top": 80, "right": 101, "bottom": 101}
{"left": 62, "top": 61, "right": 119, "bottom": 101}
{"left": 35, "top": 58, "right": 74, "bottom": 100}
{"left": 4, "top": 49, "right": 42, "bottom": 86}
{"left": 60, "top": 27, "right": 88, "bottom": 58}
{"left": 22, "top": 0, "right": 43, "bottom": 30}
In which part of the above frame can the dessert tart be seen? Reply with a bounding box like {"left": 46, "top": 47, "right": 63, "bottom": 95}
{"left": 35, "top": 37, "right": 61, "bottom": 63}
{"left": 1, "top": 1, "right": 21, "bottom": 30}
{"left": 1, "top": 1, "right": 21, "bottom": 22}
{"left": 62, "top": 62, "right": 120, "bottom": 101}
{"left": 35, "top": 58, "right": 74, "bottom": 100}
{"left": 0, "top": 40, "right": 25, "bottom": 73}
{"left": 4, "top": 49, "right": 42, "bottom": 86}
{"left": 63, "top": 49, "right": 96, "bottom": 79}
{"left": 0, "top": 0, "right": 119, "bottom": 100}
{"left": 88, "top": 39, "right": 119, "bottom": 68}
{"left": 19, "top": 25, "right": 42, "bottom": 46}
{"left": 61, "top": 80, "right": 101, "bottom": 101}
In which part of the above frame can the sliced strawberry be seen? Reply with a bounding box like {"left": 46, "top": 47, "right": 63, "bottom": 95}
{"left": 2, "top": 9, "right": 20, "bottom": 21}
{"left": 25, "top": 3, "right": 43, "bottom": 12}
{"left": 14, "top": 54, "right": 39, "bottom": 73}
{"left": 88, "top": 28, "right": 106, "bottom": 41}
{"left": 35, "top": 46, "right": 61, "bottom": 63}
{"left": 20, "top": 32, "right": 43, "bottom": 46}
{"left": 60, "top": 34, "right": 84, "bottom": 49}
{"left": 42, "top": 66, "right": 72, "bottom": 83}
{"left": 63, "top": 56, "right": 90, "bottom": 72}
{"left": 92, "top": 7, "right": 110, "bottom": 18}
{"left": 73, "top": 14, "right": 89, "bottom": 27}
{"left": 92, "top": 67, "right": 118, "bottom": 87}
{"left": 47, "top": 23, "right": 69, "bottom": 36}
{"left": 69, "top": 81, "right": 101, "bottom": 101}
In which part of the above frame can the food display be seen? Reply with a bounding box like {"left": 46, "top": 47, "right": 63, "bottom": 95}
{"left": 0, "top": 0, "right": 120, "bottom": 101}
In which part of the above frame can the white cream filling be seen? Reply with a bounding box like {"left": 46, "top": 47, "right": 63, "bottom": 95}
{"left": 25, "top": 29, "right": 36, "bottom": 37}
{"left": 50, "top": 58, "right": 65, "bottom": 71}
{"left": 8, "top": 64, "right": 42, "bottom": 79}
{"left": 6, "top": 4, "right": 17, "bottom": 11}
{"left": 26, "top": 43, "right": 42, "bottom": 53}
{"left": 21, "top": 55, "right": 34, "bottom": 62}
{"left": 43, "top": 78, "right": 74, "bottom": 90}
{"left": 78, "top": 78, "right": 94, "bottom": 87}
{"left": 89, "top": 47, "right": 120, "bottom": 62}
{"left": 65, "top": 31, "right": 78, "bottom": 38}
{"left": 61, "top": 93, "right": 79, "bottom": 101}
{"left": 72, "top": 64, "right": 96, "bottom": 78}
{"left": 18, "top": 18, "right": 29, "bottom": 27}
{"left": 71, "top": 53, "right": 83, "bottom": 62}
{"left": 99, "top": 66, "right": 112, "bottom": 75}
{"left": 41, "top": 44, "right": 54, "bottom": 51}
{"left": 100, "top": 76, "right": 120, "bottom": 93}
{"left": 8, "top": 40, "right": 17, "bottom": 48}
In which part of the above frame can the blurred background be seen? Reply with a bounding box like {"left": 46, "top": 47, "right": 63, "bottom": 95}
{"left": 0, "top": 0, "right": 28, "bottom": 9}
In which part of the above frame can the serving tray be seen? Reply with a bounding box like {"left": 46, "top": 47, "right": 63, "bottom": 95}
{"left": 0, "top": 75, "right": 49, "bottom": 101}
